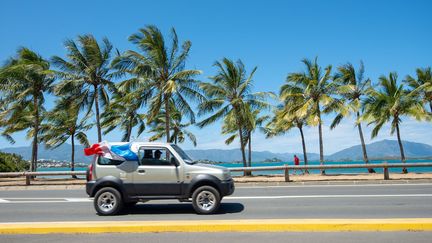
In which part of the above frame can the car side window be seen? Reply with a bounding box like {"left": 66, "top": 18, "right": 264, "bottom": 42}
{"left": 98, "top": 156, "right": 125, "bottom": 166}
{"left": 138, "top": 147, "right": 174, "bottom": 166}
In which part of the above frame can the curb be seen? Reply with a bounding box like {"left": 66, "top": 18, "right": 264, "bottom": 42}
{"left": 1, "top": 219, "right": 432, "bottom": 234}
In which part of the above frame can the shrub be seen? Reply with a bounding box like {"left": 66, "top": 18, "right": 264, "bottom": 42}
{"left": 0, "top": 152, "right": 29, "bottom": 172}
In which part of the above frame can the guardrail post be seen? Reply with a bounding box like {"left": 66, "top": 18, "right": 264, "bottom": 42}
{"left": 383, "top": 162, "right": 390, "bottom": 180}
{"left": 25, "top": 175, "right": 31, "bottom": 185}
{"left": 284, "top": 165, "right": 290, "bottom": 182}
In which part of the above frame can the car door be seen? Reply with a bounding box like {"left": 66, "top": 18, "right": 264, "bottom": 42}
{"left": 95, "top": 156, "right": 137, "bottom": 196}
{"left": 133, "top": 146, "right": 182, "bottom": 196}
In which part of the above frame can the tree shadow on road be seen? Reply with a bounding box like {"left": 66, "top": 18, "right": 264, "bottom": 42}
{"left": 120, "top": 202, "right": 244, "bottom": 215}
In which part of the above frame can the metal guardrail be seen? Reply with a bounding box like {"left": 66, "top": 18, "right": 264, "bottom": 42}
{"left": 0, "top": 162, "right": 431, "bottom": 185}
{"left": 0, "top": 171, "right": 87, "bottom": 177}
{"left": 229, "top": 162, "right": 432, "bottom": 182}
{"left": 0, "top": 171, "right": 86, "bottom": 185}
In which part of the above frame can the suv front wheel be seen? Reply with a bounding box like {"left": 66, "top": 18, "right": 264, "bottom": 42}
{"left": 94, "top": 187, "right": 123, "bottom": 216}
{"left": 192, "top": 186, "right": 221, "bottom": 214}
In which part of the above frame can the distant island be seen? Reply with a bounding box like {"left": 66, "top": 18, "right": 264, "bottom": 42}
{"left": 36, "top": 159, "right": 88, "bottom": 168}
{"left": 263, "top": 157, "right": 283, "bottom": 162}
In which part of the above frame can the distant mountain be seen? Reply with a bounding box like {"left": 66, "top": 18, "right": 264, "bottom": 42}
{"left": 327, "top": 140, "right": 432, "bottom": 161}
{"left": 0, "top": 143, "right": 92, "bottom": 163}
{"left": 0, "top": 144, "right": 318, "bottom": 163}
{"left": 1, "top": 139, "right": 431, "bottom": 163}
{"left": 185, "top": 149, "right": 320, "bottom": 162}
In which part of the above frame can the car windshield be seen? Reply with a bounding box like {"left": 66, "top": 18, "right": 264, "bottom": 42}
{"left": 171, "top": 144, "right": 194, "bottom": 164}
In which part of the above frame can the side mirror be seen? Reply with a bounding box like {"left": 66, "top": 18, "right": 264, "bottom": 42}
{"left": 170, "top": 157, "right": 179, "bottom": 167}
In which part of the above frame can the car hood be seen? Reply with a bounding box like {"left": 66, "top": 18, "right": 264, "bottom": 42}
{"left": 192, "top": 163, "right": 228, "bottom": 171}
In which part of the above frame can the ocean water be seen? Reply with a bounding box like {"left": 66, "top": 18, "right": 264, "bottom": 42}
{"left": 37, "top": 159, "right": 432, "bottom": 177}
{"left": 223, "top": 159, "right": 432, "bottom": 176}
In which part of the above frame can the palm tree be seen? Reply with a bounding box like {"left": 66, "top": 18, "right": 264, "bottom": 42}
{"left": 363, "top": 72, "right": 427, "bottom": 173}
{"left": 0, "top": 99, "right": 15, "bottom": 144}
{"left": 0, "top": 126, "right": 14, "bottom": 144}
{"left": 222, "top": 105, "right": 269, "bottom": 167}
{"left": 0, "top": 48, "right": 54, "bottom": 172}
{"left": 148, "top": 105, "right": 197, "bottom": 146}
{"left": 245, "top": 110, "right": 269, "bottom": 168}
{"left": 101, "top": 80, "right": 146, "bottom": 142}
{"left": 198, "top": 58, "right": 271, "bottom": 174}
{"left": 405, "top": 67, "right": 432, "bottom": 113}
{"left": 332, "top": 62, "right": 375, "bottom": 173}
{"left": 39, "top": 99, "right": 91, "bottom": 178}
{"left": 111, "top": 26, "right": 204, "bottom": 143}
{"left": 282, "top": 57, "right": 339, "bottom": 175}
{"left": 52, "top": 35, "right": 115, "bottom": 142}
{"left": 265, "top": 102, "right": 310, "bottom": 174}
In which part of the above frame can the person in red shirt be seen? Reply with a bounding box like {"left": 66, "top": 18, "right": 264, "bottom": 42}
{"left": 293, "top": 155, "right": 304, "bottom": 175}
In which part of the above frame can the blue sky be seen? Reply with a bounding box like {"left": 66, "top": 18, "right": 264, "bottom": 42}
{"left": 1, "top": 0, "right": 432, "bottom": 154}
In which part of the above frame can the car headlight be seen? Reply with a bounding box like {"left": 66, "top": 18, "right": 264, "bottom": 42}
{"left": 223, "top": 170, "right": 231, "bottom": 180}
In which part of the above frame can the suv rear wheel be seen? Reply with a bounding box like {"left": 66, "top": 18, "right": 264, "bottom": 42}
{"left": 94, "top": 187, "right": 123, "bottom": 215}
{"left": 192, "top": 186, "right": 221, "bottom": 214}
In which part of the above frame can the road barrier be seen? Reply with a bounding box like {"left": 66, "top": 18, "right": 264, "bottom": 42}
{"left": 0, "top": 162, "right": 432, "bottom": 185}
{"left": 228, "top": 162, "right": 432, "bottom": 182}
{"left": 0, "top": 171, "right": 86, "bottom": 185}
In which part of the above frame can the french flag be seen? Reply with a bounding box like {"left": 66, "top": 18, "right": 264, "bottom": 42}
{"left": 84, "top": 143, "right": 104, "bottom": 156}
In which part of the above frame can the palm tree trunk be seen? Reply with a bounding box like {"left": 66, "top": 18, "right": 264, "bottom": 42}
{"left": 317, "top": 104, "right": 325, "bottom": 175}
{"left": 126, "top": 114, "right": 133, "bottom": 142}
{"left": 164, "top": 96, "right": 170, "bottom": 143}
{"left": 71, "top": 133, "right": 77, "bottom": 179}
{"left": 233, "top": 106, "right": 249, "bottom": 176}
{"left": 94, "top": 85, "right": 102, "bottom": 142}
{"left": 395, "top": 122, "right": 408, "bottom": 173}
{"left": 31, "top": 95, "right": 39, "bottom": 173}
{"left": 248, "top": 131, "right": 252, "bottom": 168}
{"left": 357, "top": 112, "right": 375, "bottom": 173}
{"left": 298, "top": 125, "right": 309, "bottom": 174}
{"left": 238, "top": 128, "right": 249, "bottom": 176}
{"left": 31, "top": 137, "right": 37, "bottom": 172}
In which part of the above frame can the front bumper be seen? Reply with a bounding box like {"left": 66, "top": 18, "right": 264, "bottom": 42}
{"left": 219, "top": 178, "right": 235, "bottom": 196}
{"left": 86, "top": 181, "right": 96, "bottom": 196}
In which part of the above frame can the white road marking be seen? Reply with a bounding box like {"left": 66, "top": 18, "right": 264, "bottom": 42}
{"left": 0, "top": 194, "right": 431, "bottom": 203}
{"left": 0, "top": 201, "right": 73, "bottom": 203}
{"left": 64, "top": 198, "right": 92, "bottom": 202}
{"left": 225, "top": 194, "right": 432, "bottom": 200}
{"left": 236, "top": 183, "right": 432, "bottom": 189}
{"left": 0, "top": 198, "right": 68, "bottom": 200}
{"left": 0, "top": 198, "right": 92, "bottom": 203}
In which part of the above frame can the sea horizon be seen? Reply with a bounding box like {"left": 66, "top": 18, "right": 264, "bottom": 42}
{"left": 37, "top": 158, "right": 432, "bottom": 176}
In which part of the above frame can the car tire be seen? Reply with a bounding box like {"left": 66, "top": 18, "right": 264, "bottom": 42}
{"left": 94, "top": 187, "right": 123, "bottom": 216}
{"left": 192, "top": 186, "right": 221, "bottom": 214}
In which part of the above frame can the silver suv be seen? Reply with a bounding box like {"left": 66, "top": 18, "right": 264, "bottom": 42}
{"left": 86, "top": 142, "right": 235, "bottom": 215}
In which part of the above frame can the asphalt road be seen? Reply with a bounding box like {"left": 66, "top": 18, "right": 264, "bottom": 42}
{"left": 0, "top": 182, "right": 431, "bottom": 222}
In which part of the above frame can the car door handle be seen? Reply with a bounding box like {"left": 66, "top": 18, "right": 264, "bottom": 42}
{"left": 138, "top": 169, "right": 146, "bottom": 174}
